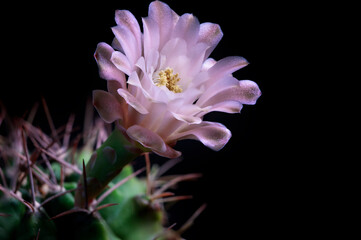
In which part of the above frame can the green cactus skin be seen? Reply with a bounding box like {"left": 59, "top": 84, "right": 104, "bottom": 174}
{"left": 0, "top": 112, "right": 192, "bottom": 240}
{"left": 96, "top": 165, "right": 164, "bottom": 240}
{"left": 1, "top": 164, "right": 166, "bottom": 240}
{"left": 74, "top": 129, "right": 143, "bottom": 208}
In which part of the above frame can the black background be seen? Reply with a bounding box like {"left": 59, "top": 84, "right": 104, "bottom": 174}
{"left": 0, "top": 0, "right": 305, "bottom": 239}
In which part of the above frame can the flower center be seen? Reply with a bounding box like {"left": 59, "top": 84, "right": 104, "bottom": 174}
{"left": 154, "top": 67, "right": 183, "bottom": 93}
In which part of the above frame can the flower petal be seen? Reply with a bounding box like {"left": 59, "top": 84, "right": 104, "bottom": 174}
{"left": 202, "top": 58, "right": 217, "bottom": 71}
{"left": 112, "top": 25, "right": 140, "bottom": 65}
{"left": 107, "top": 80, "right": 126, "bottom": 106}
{"left": 115, "top": 10, "right": 142, "bottom": 54}
{"left": 148, "top": 0, "right": 177, "bottom": 48}
{"left": 172, "top": 13, "right": 200, "bottom": 47}
{"left": 197, "top": 101, "right": 243, "bottom": 117}
{"left": 93, "top": 90, "right": 123, "bottom": 123}
{"left": 142, "top": 17, "right": 160, "bottom": 59}
{"left": 94, "top": 42, "right": 126, "bottom": 88}
{"left": 198, "top": 22, "right": 223, "bottom": 59}
{"left": 196, "top": 76, "right": 240, "bottom": 106}
{"left": 171, "top": 112, "right": 202, "bottom": 124}
{"left": 198, "top": 79, "right": 261, "bottom": 107}
{"left": 117, "top": 89, "right": 149, "bottom": 114}
{"left": 168, "top": 122, "right": 232, "bottom": 151}
{"left": 127, "top": 125, "right": 181, "bottom": 158}
{"left": 238, "top": 80, "right": 262, "bottom": 105}
{"left": 111, "top": 51, "right": 132, "bottom": 76}
{"left": 208, "top": 56, "right": 249, "bottom": 80}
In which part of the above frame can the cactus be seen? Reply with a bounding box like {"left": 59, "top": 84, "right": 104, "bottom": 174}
{"left": 0, "top": 102, "right": 202, "bottom": 240}
{"left": 1, "top": 1, "right": 261, "bottom": 239}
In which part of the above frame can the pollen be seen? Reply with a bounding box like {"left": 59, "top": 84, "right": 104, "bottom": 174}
{"left": 155, "top": 68, "right": 183, "bottom": 93}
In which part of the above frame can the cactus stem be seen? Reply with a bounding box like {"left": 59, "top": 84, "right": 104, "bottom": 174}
{"left": 21, "top": 128, "right": 36, "bottom": 206}
{"left": 93, "top": 167, "right": 145, "bottom": 208}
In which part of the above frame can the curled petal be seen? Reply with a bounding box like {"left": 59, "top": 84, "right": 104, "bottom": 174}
{"left": 112, "top": 25, "right": 140, "bottom": 65}
{"left": 93, "top": 90, "right": 123, "bottom": 123}
{"left": 238, "top": 80, "right": 262, "bottom": 105}
{"left": 171, "top": 112, "right": 202, "bottom": 124}
{"left": 202, "top": 58, "right": 217, "bottom": 71}
{"left": 198, "top": 79, "right": 261, "bottom": 107}
{"left": 117, "top": 89, "right": 149, "bottom": 114}
{"left": 168, "top": 122, "right": 232, "bottom": 151}
{"left": 127, "top": 125, "right": 181, "bottom": 158}
{"left": 198, "top": 22, "right": 223, "bottom": 59}
{"left": 115, "top": 10, "right": 142, "bottom": 54}
{"left": 168, "top": 100, "right": 203, "bottom": 124}
{"left": 197, "top": 76, "right": 240, "bottom": 106}
{"left": 111, "top": 51, "right": 132, "bottom": 76}
{"left": 198, "top": 101, "right": 243, "bottom": 117}
{"left": 208, "top": 56, "right": 249, "bottom": 79}
{"left": 94, "top": 42, "right": 126, "bottom": 88}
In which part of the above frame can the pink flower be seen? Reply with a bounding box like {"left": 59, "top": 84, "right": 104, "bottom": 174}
{"left": 93, "top": 1, "right": 261, "bottom": 158}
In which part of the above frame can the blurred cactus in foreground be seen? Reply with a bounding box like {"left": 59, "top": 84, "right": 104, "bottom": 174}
{"left": 0, "top": 101, "right": 203, "bottom": 240}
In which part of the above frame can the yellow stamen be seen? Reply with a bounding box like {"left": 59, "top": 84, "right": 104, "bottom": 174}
{"left": 155, "top": 67, "right": 183, "bottom": 93}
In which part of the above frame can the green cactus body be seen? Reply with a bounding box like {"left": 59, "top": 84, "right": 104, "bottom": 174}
{"left": 74, "top": 129, "right": 142, "bottom": 208}
{"left": 0, "top": 120, "right": 178, "bottom": 240}
{"left": 97, "top": 165, "right": 164, "bottom": 240}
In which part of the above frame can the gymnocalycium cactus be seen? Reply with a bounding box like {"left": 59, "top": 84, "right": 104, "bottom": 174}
{"left": 0, "top": 1, "right": 260, "bottom": 239}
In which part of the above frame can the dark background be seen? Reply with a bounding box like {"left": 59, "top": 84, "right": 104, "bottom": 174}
{"left": 0, "top": 0, "right": 304, "bottom": 239}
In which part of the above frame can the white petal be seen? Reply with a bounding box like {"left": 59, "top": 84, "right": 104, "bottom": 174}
{"left": 117, "top": 88, "right": 149, "bottom": 114}
{"left": 208, "top": 56, "right": 249, "bottom": 80}
{"left": 127, "top": 125, "right": 181, "bottom": 158}
{"left": 198, "top": 23, "right": 223, "bottom": 59}
{"left": 93, "top": 90, "right": 123, "bottom": 123}
{"left": 198, "top": 78, "right": 261, "bottom": 107}
{"left": 94, "top": 42, "right": 126, "bottom": 88}
{"left": 148, "top": 0, "right": 177, "bottom": 48}
{"left": 172, "top": 13, "right": 200, "bottom": 47}
{"left": 112, "top": 25, "right": 140, "bottom": 65}
{"left": 111, "top": 51, "right": 132, "bottom": 76}
{"left": 238, "top": 80, "right": 262, "bottom": 105}
{"left": 197, "top": 76, "right": 240, "bottom": 106}
{"left": 197, "top": 101, "right": 243, "bottom": 117}
{"left": 202, "top": 58, "right": 216, "bottom": 71}
{"left": 168, "top": 121, "right": 232, "bottom": 151}
{"left": 142, "top": 17, "right": 160, "bottom": 58}
{"left": 115, "top": 10, "right": 142, "bottom": 55}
